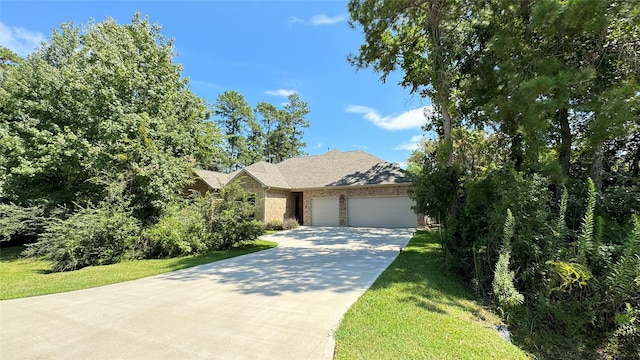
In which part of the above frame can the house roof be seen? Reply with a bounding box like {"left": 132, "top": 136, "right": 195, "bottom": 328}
{"left": 276, "top": 150, "right": 409, "bottom": 189}
{"left": 193, "top": 169, "right": 234, "bottom": 190}
{"left": 240, "top": 161, "right": 291, "bottom": 189}
{"left": 195, "top": 150, "right": 410, "bottom": 191}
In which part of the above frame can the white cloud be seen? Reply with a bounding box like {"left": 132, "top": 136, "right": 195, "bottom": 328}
{"left": 265, "top": 89, "right": 297, "bottom": 97}
{"left": 288, "top": 14, "right": 347, "bottom": 27}
{"left": 309, "top": 14, "right": 348, "bottom": 26}
{"left": 0, "top": 22, "right": 46, "bottom": 57}
{"left": 288, "top": 16, "right": 305, "bottom": 27}
{"left": 395, "top": 135, "right": 426, "bottom": 151}
{"left": 346, "top": 105, "right": 432, "bottom": 130}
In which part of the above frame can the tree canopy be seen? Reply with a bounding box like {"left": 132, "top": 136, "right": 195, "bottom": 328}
{"left": 214, "top": 91, "right": 311, "bottom": 170}
{"left": 0, "top": 14, "right": 221, "bottom": 219}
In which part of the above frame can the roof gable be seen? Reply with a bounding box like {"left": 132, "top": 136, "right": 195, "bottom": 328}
{"left": 193, "top": 169, "right": 234, "bottom": 190}
{"left": 230, "top": 161, "right": 291, "bottom": 189}
{"left": 276, "top": 150, "right": 408, "bottom": 189}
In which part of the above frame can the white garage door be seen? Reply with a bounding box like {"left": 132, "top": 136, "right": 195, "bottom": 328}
{"left": 311, "top": 198, "right": 339, "bottom": 226}
{"left": 348, "top": 197, "right": 416, "bottom": 228}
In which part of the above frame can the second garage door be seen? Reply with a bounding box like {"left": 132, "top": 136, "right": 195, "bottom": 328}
{"left": 348, "top": 196, "right": 416, "bottom": 228}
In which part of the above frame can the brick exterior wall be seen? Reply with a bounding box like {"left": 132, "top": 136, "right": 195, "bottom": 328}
{"left": 189, "top": 178, "right": 215, "bottom": 196}
{"left": 264, "top": 189, "right": 292, "bottom": 223}
{"left": 230, "top": 176, "right": 296, "bottom": 224}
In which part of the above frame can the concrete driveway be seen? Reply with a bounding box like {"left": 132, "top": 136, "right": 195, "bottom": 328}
{"left": 0, "top": 227, "right": 413, "bottom": 360}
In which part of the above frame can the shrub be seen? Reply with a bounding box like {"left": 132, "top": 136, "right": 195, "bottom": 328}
{"left": 264, "top": 219, "right": 284, "bottom": 231}
{"left": 493, "top": 210, "right": 524, "bottom": 308}
{"left": 207, "top": 182, "right": 263, "bottom": 249}
{"left": 283, "top": 217, "right": 299, "bottom": 230}
{"left": 23, "top": 204, "right": 140, "bottom": 272}
{"left": 607, "top": 303, "right": 640, "bottom": 359}
{"left": 237, "top": 220, "right": 266, "bottom": 242}
{"left": 135, "top": 201, "right": 208, "bottom": 258}
{"left": 0, "top": 203, "right": 44, "bottom": 243}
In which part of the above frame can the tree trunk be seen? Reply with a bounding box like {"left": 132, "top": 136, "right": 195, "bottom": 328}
{"left": 632, "top": 136, "right": 640, "bottom": 177}
{"left": 441, "top": 104, "right": 453, "bottom": 165}
{"left": 558, "top": 108, "right": 571, "bottom": 177}
{"left": 590, "top": 141, "right": 604, "bottom": 192}
{"left": 510, "top": 133, "right": 524, "bottom": 170}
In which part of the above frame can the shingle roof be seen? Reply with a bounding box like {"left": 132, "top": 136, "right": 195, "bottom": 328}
{"left": 193, "top": 169, "right": 234, "bottom": 190}
{"left": 275, "top": 150, "right": 409, "bottom": 189}
{"left": 196, "top": 150, "right": 410, "bottom": 191}
{"left": 240, "top": 161, "right": 291, "bottom": 189}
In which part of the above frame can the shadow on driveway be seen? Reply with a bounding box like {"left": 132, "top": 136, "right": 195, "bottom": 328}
{"left": 157, "top": 227, "right": 414, "bottom": 296}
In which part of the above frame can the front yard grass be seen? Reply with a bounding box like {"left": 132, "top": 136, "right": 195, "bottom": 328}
{"left": 334, "top": 230, "right": 530, "bottom": 360}
{"left": 0, "top": 239, "right": 277, "bottom": 300}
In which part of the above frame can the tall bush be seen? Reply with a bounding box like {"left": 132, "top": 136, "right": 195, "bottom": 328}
{"left": 207, "top": 182, "right": 264, "bottom": 249}
{"left": 0, "top": 203, "right": 43, "bottom": 242}
{"left": 23, "top": 203, "right": 140, "bottom": 271}
{"left": 135, "top": 200, "right": 208, "bottom": 258}
{"left": 493, "top": 209, "right": 524, "bottom": 308}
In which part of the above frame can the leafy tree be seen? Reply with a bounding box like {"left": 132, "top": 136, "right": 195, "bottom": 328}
{"left": 389, "top": 1, "right": 640, "bottom": 356}
{"left": 213, "top": 90, "right": 253, "bottom": 171}
{"left": 0, "top": 14, "right": 221, "bottom": 220}
{"left": 254, "top": 95, "right": 310, "bottom": 163}
{"left": 246, "top": 117, "right": 264, "bottom": 165}
{"left": 255, "top": 102, "right": 280, "bottom": 163}
{"left": 349, "top": 0, "right": 470, "bottom": 163}
{"left": 282, "top": 93, "right": 310, "bottom": 159}
{"left": 0, "top": 46, "right": 22, "bottom": 71}
{"left": 459, "top": 0, "right": 639, "bottom": 179}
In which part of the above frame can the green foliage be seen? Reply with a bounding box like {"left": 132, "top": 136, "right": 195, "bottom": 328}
{"left": 215, "top": 91, "right": 311, "bottom": 170}
{"left": 264, "top": 218, "right": 299, "bottom": 231}
{"left": 0, "top": 203, "right": 44, "bottom": 242}
{"left": 23, "top": 203, "right": 140, "bottom": 272}
{"left": 408, "top": 162, "right": 460, "bottom": 222}
{"left": 608, "top": 303, "right": 640, "bottom": 359}
{"left": 577, "top": 178, "right": 596, "bottom": 265}
{"left": 213, "top": 90, "right": 253, "bottom": 171}
{"left": 207, "top": 181, "right": 264, "bottom": 250}
{"left": 601, "top": 215, "right": 640, "bottom": 324}
{"left": 135, "top": 201, "right": 208, "bottom": 258}
{"left": 373, "top": 0, "right": 639, "bottom": 356}
{"left": 546, "top": 260, "right": 594, "bottom": 293}
{"left": 0, "top": 14, "right": 220, "bottom": 220}
{"left": 556, "top": 186, "right": 569, "bottom": 240}
{"left": 493, "top": 209, "right": 524, "bottom": 308}
{"left": 264, "top": 219, "right": 283, "bottom": 231}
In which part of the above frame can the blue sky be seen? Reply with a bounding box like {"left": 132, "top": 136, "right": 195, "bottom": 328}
{"left": 0, "top": 1, "right": 432, "bottom": 165}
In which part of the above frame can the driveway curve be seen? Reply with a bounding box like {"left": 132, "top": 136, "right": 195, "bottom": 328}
{"left": 0, "top": 227, "right": 413, "bottom": 360}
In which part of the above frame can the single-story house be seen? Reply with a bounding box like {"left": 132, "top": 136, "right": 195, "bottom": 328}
{"left": 192, "top": 150, "right": 423, "bottom": 228}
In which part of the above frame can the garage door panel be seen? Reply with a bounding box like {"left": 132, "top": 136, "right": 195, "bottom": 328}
{"left": 311, "top": 198, "right": 339, "bottom": 226}
{"left": 348, "top": 197, "right": 416, "bottom": 228}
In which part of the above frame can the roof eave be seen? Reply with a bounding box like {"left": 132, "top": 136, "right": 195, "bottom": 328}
{"left": 292, "top": 182, "right": 412, "bottom": 192}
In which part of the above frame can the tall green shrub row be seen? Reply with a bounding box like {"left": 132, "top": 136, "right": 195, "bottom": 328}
{"left": 412, "top": 161, "right": 640, "bottom": 357}
{"left": 23, "top": 183, "right": 264, "bottom": 271}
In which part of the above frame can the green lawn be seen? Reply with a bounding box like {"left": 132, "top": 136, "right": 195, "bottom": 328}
{"left": 0, "top": 240, "right": 277, "bottom": 300}
{"left": 334, "top": 230, "right": 530, "bottom": 360}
